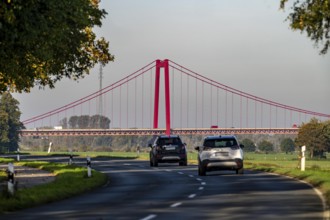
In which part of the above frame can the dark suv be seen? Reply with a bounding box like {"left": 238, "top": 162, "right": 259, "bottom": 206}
{"left": 149, "top": 135, "right": 187, "bottom": 167}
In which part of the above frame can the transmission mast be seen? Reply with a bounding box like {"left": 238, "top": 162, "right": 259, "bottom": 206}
{"left": 98, "top": 63, "right": 104, "bottom": 119}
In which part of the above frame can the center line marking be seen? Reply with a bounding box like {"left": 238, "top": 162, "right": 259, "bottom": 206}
{"left": 189, "top": 175, "right": 194, "bottom": 178}
{"left": 188, "top": 194, "right": 196, "bottom": 198}
{"left": 199, "top": 186, "right": 204, "bottom": 190}
{"left": 196, "top": 178, "right": 202, "bottom": 181}
{"left": 140, "top": 214, "right": 157, "bottom": 220}
{"left": 201, "top": 182, "right": 206, "bottom": 185}
{"left": 170, "top": 202, "right": 182, "bottom": 208}
{"left": 178, "top": 172, "right": 184, "bottom": 175}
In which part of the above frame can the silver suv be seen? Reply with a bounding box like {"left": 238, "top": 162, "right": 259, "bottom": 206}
{"left": 195, "top": 135, "right": 244, "bottom": 176}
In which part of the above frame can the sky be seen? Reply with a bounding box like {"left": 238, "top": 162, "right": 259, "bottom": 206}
{"left": 13, "top": 0, "right": 330, "bottom": 128}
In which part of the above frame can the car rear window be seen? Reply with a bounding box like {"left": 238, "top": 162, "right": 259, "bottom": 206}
{"left": 158, "top": 138, "right": 182, "bottom": 146}
{"left": 203, "top": 138, "right": 237, "bottom": 148}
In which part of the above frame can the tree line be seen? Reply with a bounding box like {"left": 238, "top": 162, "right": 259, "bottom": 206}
{"left": 59, "top": 115, "right": 111, "bottom": 129}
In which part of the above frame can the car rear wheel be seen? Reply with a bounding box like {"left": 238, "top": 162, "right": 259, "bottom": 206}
{"left": 179, "top": 159, "right": 187, "bottom": 166}
{"left": 153, "top": 157, "right": 158, "bottom": 167}
{"left": 236, "top": 167, "right": 244, "bottom": 174}
{"left": 198, "top": 164, "right": 206, "bottom": 176}
{"left": 149, "top": 154, "right": 154, "bottom": 167}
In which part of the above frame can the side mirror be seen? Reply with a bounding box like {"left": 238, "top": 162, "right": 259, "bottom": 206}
{"left": 148, "top": 144, "right": 152, "bottom": 148}
{"left": 240, "top": 144, "right": 244, "bottom": 148}
{"left": 194, "top": 146, "right": 200, "bottom": 151}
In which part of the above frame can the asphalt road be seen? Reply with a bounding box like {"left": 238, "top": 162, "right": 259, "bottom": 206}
{"left": 3, "top": 156, "right": 326, "bottom": 220}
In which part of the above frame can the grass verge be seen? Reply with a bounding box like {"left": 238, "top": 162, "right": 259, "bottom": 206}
{"left": 0, "top": 160, "right": 107, "bottom": 213}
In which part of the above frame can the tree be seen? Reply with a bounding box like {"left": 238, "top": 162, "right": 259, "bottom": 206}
{"left": 0, "top": 109, "right": 9, "bottom": 151}
{"left": 78, "top": 115, "right": 90, "bottom": 129}
{"left": 66, "top": 115, "right": 110, "bottom": 129}
{"left": 280, "top": 138, "right": 295, "bottom": 154}
{"left": 69, "top": 116, "right": 79, "bottom": 129}
{"left": 241, "top": 138, "right": 256, "bottom": 152}
{"left": 280, "top": 0, "right": 330, "bottom": 55}
{"left": 0, "top": 0, "right": 114, "bottom": 93}
{"left": 59, "top": 117, "right": 68, "bottom": 129}
{"left": 0, "top": 92, "right": 25, "bottom": 152}
{"left": 90, "top": 115, "right": 110, "bottom": 129}
{"left": 323, "top": 120, "right": 330, "bottom": 152}
{"left": 295, "top": 118, "right": 327, "bottom": 158}
{"left": 258, "top": 140, "right": 274, "bottom": 153}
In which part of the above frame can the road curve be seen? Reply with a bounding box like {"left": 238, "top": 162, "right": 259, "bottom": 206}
{"left": 3, "top": 157, "right": 326, "bottom": 220}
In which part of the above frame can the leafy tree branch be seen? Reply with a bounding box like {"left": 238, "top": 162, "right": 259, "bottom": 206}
{"left": 280, "top": 0, "right": 330, "bottom": 55}
{"left": 0, "top": 0, "right": 114, "bottom": 93}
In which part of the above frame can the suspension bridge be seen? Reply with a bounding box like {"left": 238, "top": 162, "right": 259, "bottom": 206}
{"left": 20, "top": 59, "right": 330, "bottom": 136}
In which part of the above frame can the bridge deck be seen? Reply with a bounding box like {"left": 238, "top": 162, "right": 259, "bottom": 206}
{"left": 21, "top": 128, "right": 298, "bottom": 136}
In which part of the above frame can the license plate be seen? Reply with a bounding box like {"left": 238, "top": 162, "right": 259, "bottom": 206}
{"left": 165, "top": 146, "right": 176, "bottom": 150}
{"left": 215, "top": 152, "right": 229, "bottom": 157}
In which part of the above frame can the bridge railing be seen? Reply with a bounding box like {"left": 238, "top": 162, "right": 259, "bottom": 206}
{"left": 20, "top": 127, "right": 299, "bottom": 137}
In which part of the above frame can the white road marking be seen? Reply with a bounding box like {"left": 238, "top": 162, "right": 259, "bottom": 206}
{"left": 178, "top": 172, "right": 184, "bottom": 175}
{"left": 102, "top": 180, "right": 111, "bottom": 188}
{"left": 196, "top": 178, "right": 202, "bottom": 181}
{"left": 140, "top": 214, "right": 157, "bottom": 220}
{"left": 123, "top": 163, "right": 131, "bottom": 166}
{"left": 170, "top": 202, "right": 182, "bottom": 208}
{"left": 201, "top": 182, "right": 206, "bottom": 185}
{"left": 188, "top": 194, "right": 196, "bottom": 199}
{"left": 189, "top": 175, "right": 194, "bottom": 178}
{"left": 198, "top": 186, "right": 204, "bottom": 190}
{"left": 165, "top": 169, "right": 171, "bottom": 172}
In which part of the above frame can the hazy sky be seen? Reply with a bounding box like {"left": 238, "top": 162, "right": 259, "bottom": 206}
{"left": 13, "top": 0, "right": 330, "bottom": 127}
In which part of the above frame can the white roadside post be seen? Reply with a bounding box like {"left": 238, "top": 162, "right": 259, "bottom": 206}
{"left": 48, "top": 142, "right": 53, "bottom": 154}
{"left": 301, "top": 145, "right": 306, "bottom": 171}
{"left": 87, "top": 156, "right": 92, "bottom": 177}
{"left": 69, "top": 154, "right": 73, "bottom": 165}
{"left": 7, "top": 163, "right": 15, "bottom": 195}
{"left": 17, "top": 148, "right": 20, "bottom": 161}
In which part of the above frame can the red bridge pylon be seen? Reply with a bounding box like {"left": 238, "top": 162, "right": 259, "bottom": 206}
{"left": 153, "top": 59, "right": 171, "bottom": 136}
